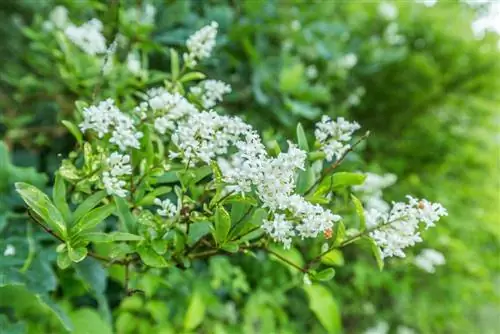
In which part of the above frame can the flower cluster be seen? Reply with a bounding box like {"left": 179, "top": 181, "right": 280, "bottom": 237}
{"left": 414, "top": 248, "right": 446, "bottom": 273}
{"left": 366, "top": 196, "right": 448, "bottom": 258}
{"left": 79, "top": 99, "right": 143, "bottom": 151}
{"left": 190, "top": 80, "right": 232, "bottom": 109}
{"left": 354, "top": 172, "right": 397, "bottom": 212}
{"left": 102, "top": 153, "right": 132, "bottom": 197}
{"left": 315, "top": 116, "right": 361, "bottom": 161}
{"left": 154, "top": 198, "right": 177, "bottom": 218}
{"left": 183, "top": 22, "right": 219, "bottom": 68}
{"left": 64, "top": 18, "right": 107, "bottom": 56}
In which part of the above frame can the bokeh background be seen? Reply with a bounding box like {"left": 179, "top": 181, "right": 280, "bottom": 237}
{"left": 0, "top": 0, "right": 499, "bottom": 333}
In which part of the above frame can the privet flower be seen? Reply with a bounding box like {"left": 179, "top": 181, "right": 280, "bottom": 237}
{"left": 183, "top": 21, "right": 219, "bottom": 68}
{"left": 354, "top": 172, "right": 397, "bottom": 213}
{"left": 154, "top": 198, "right": 177, "bottom": 218}
{"left": 315, "top": 116, "right": 361, "bottom": 161}
{"left": 102, "top": 153, "right": 132, "bottom": 198}
{"left": 126, "top": 52, "right": 142, "bottom": 75}
{"left": 378, "top": 2, "right": 398, "bottom": 20}
{"left": 366, "top": 196, "right": 448, "bottom": 258}
{"left": 190, "top": 80, "right": 232, "bottom": 109}
{"left": 79, "top": 99, "right": 143, "bottom": 151}
{"left": 64, "top": 18, "right": 107, "bottom": 55}
{"left": 414, "top": 248, "right": 445, "bottom": 273}
{"left": 3, "top": 244, "right": 16, "bottom": 257}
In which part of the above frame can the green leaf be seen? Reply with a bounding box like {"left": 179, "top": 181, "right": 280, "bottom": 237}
{"left": 152, "top": 239, "right": 168, "bottom": 255}
{"left": 73, "top": 191, "right": 108, "bottom": 223}
{"left": 314, "top": 268, "right": 336, "bottom": 281}
{"left": 61, "top": 120, "right": 83, "bottom": 145}
{"left": 115, "top": 197, "right": 137, "bottom": 233}
{"left": 321, "top": 249, "right": 345, "bottom": 267}
{"left": 213, "top": 206, "right": 231, "bottom": 245}
{"left": 179, "top": 71, "right": 206, "bottom": 83}
{"left": 136, "top": 186, "right": 172, "bottom": 206}
{"left": 317, "top": 172, "right": 366, "bottom": 196}
{"left": 187, "top": 221, "right": 211, "bottom": 246}
{"left": 70, "top": 308, "right": 112, "bottom": 334}
{"left": 363, "top": 237, "right": 384, "bottom": 271}
{"left": 15, "top": 182, "right": 67, "bottom": 238}
{"left": 53, "top": 173, "right": 71, "bottom": 223}
{"left": 0, "top": 283, "right": 73, "bottom": 332}
{"left": 82, "top": 232, "right": 144, "bottom": 243}
{"left": 296, "top": 123, "right": 310, "bottom": 151}
{"left": 304, "top": 284, "right": 341, "bottom": 334}
{"left": 351, "top": 194, "right": 366, "bottom": 230}
{"left": 333, "top": 221, "right": 346, "bottom": 246}
{"left": 170, "top": 48, "right": 180, "bottom": 80}
{"left": 137, "top": 245, "right": 168, "bottom": 268}
{"left": 75, "top": 258, "right": 107, "bottom": 294}
{"left": 268, "top": 245, "right": 304, "bottom": 274}
{"left": 68, "top": 246, "right": 88, "bottom": 263}
{"left": 296, "top": 166, "right": 315, "bottom": 194}
{"left": 71, "top": 203, "right": 115, "bottom": 234}
{"left": 183, "top": 288, "right": 206, "bottom": 331}
{"left": 221, "top": 242, "right": 239, "bottom": 253}
{"left": 57, "top": 251, "right": 72, "bottom": 270}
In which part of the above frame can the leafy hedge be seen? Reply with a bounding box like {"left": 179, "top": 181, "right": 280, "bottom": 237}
{"left": 1, "top": 1, "right": 499, "bottom": 333}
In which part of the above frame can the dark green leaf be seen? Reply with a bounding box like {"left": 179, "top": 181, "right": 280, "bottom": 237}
{"left": 115, "top": 197, "right": 137, "bottom": 233}
{"left": 73, "top": 191, "right": 108, "bottom": 223}
{"left": 72, "top": 203, "right": 115, "bottom": 234}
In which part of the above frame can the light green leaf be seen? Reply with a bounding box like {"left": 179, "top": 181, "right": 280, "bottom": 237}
{"left": 184, "top": 288, "right": 206, "bottom": 331}
{"left": 53, "top": 173, "right": 71, "bottom": 223}
{"left": 304, "top": 284, "right": 342, "bottom": 333}
{"left": 73, "top": 191, "right": 108, "bottom": 223}
{"left": 137, "top": 245, "right": 168, "bottom": 268}
{"left": 314, "top": 268, "right": 336, "bottom": 281}
{"left": 321, "top": 249, "right": 345, "bottom": 267}
{"left": 68, "top": 246, "right": 88, "bottom": 263}
{"left": 82, "top": 232, "right": 144, "bottom": 243}
{"left": 296, "top": 166, "right": 315, "bottom": 194}
{"left": 70, "top": 308, "right": 112, "bottom": 334}
{"left": 221, "top": 242, "right": 239, "bottom": 253}
{"left": 61, "top": 120, "right": 83, "bottom": 144}
{"left": 115, "top": 197, "right": 137, "bottom": 233}
{"left": 363, "top": 237, "right": 384, "bottom": 271}
{"left": 72, "top": 203, "right": 115, "bottom": 234}
{"left": 213, "top": 206, "right": 231, "bottom": 245}
{"left": 57, "top": 251, "right": 72, "bottom": 270}
{"left": 170, "top": 48, "right": 180, "bottom": 80}
{"left": 351, "top": 194, "right": 366, "bottom": 230}
{"left": 296, "top": 123, "right": 310, "bottom": 152}
{"left": 15, "top": 182, "right": 67, "bottom": 238}
{"left": 179, "top": 71, "right": 206, "bottom": 83}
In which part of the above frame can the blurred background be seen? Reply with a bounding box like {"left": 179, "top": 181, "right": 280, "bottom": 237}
{"left": 0, "top": 0, "right": 499, "bottom": 333}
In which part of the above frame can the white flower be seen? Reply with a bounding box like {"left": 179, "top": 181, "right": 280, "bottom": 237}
{"left": 102, "top": 172, "right": 128, "bottom": 198}
{"left": 262, "top": 214, "right": 295, "bottom": 249}
{"left": 338, "top": 53, "right": 358, "bottom": 69}
{"left": 365, "top": 321, "right": 389, "bottom": 334}
{"left": 191, "top": 80, "right": 232, "bottom": 108}
{"left": 378, "top": 2, "right": 398, "bottom": 20}
{"left": 79, "top": 99, "right": 120, "bottom": 138}
{"left": 50, "top": 6, "right": 68, "bottom": 29}
{"left": 414, "top": 248, "right": 445, "bottom": 273}
{"left": 306, "top": 65, "right": 318, "bottom": 79}
{"left": 291, "top": 20, "right": 301, "bottom": 31}
{"left": 303, "top": 273, "right": 312, "bottom": 285}
{"left": 354, "top": 172, "right": 397, "bottom": 213}
{"left": 107, "top": 152, "right": 132, "bottom": 177}
{"left": 396, "top": 326, "right": 416, "bottom": 334}
{"left": 315, "top": 116, "right": 361, "bottom": 161}
{"left": 102, "top": 152, "right": 132, "bottom": 198}
{"left": 366, "top": 197, "right": 448, "bottom": 259}
{"left": 124, "top": 3, "right": 156, "bottom": 25}
{"left": 416, "top": 0, "right": 437, "bottom": 7}
{"left": 154, "top": 198, "right": 177, "bottom": 218}
{"left": 3, "top": 244, "right": 15, "bottom": 256}
{"left": 183, "top": 21, "right": 219, "bottom": 68}
{"left": 64, "top": 18, "right": 107, "bottom": 55}
{"left": 79, "top": 99, "right": 143, "bottom": 151}
{"left": 127, "top": 52, "right": 142, "bottom": 75}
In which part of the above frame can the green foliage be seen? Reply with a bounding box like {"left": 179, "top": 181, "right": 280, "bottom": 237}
{"left": 0, "top": 1, "right": 499, "bottom": 333}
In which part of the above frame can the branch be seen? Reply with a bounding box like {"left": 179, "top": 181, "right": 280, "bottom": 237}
{"left": 266, "top": 248, "right": 308, "bottom": 273}
{"left": 304, "top": 131, "right": 370, "bottom": 196}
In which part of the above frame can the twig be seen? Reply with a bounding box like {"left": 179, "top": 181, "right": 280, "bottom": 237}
{"left": 266, "top": 248, "right": 308, "bottom": 273}
{"left": 304, "top": 131, "right": 370, "bottom": 196}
